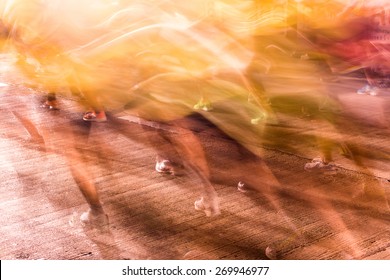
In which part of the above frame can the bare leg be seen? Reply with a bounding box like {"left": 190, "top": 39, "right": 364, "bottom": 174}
{"left": 65, "top": 130, "right": 109, "bottom": 227}
{"left": 150, "top": 119, "right": 220, "bottom": 216}
{"left": 171, "top": 129, "right": 220, "bottom": 216}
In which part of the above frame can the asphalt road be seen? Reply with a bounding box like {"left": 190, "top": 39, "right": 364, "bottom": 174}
{"left": 0, "top": 54, "right": 389, "bottom": 260}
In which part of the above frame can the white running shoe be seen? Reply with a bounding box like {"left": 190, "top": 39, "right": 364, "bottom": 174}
{"left": 357, "top": 84, "right": 379, "bottom": 96}
{"left": 155, "top": 159, "right": 175, "bottom": 174}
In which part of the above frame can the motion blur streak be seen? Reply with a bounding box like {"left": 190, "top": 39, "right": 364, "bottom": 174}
{"left": 1, "top": 0, "right": 389, "bottom": 259}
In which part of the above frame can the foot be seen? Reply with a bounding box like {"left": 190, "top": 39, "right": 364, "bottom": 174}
{"left": 304, "top": 157, "right": 338, "bottom": 174}
{"left": 83, "top": 111, "right": 107, "bottom": 122}
{"left": 357, "top": 84, "right": 379, "bottom": 96}
{"left": 368, "top": 87, "right": 379, "bottom": 96}
{"left": 265, "top": 246, "right": 278, "bottom": 260}
{"left": 41, "top": 100, "right": 59, "bottom": 110}
{"left": 80, "top": 209, "right": 109, "bottom": 229}
{"left": 237, "top": 181, "right": 248, "bottom": 193}
{"left": 155, "top": 159, "right": 175, "bottom": 175}
{"left": 194, "top": 197, "right": 220, "bottom": 217}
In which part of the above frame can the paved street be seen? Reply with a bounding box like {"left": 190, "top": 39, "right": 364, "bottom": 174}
{"left": 0, "top": 54, "right": 389, "bottom": 260}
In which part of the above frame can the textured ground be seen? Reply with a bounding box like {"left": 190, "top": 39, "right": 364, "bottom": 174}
{"left": 0, "top": 54, "right": 389, "bottom": 260}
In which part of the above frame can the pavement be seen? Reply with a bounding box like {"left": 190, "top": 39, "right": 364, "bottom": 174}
{"left": 0, "top": 53, "right": 390, "bottom": 260}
